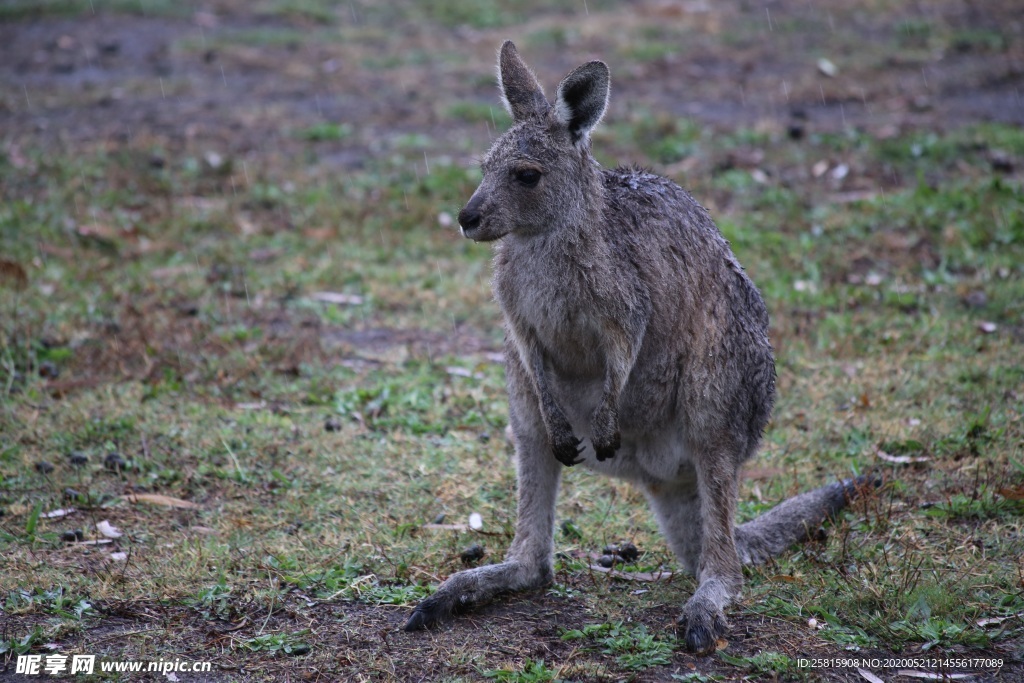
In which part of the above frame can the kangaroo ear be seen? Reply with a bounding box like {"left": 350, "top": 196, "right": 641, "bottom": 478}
{"left": 497, "top": 40, "right": 550, "bottom": 122}
{"left": 554, "top": 61, "right": 610, "bottom": 144}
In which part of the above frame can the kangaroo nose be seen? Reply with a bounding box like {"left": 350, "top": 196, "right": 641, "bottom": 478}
{"left": 458, "top": 205, "right": 482, "bottom": 233}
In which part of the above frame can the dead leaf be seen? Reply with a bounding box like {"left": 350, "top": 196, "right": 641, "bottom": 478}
{"left": 978, "top": 321, "right": 998, "bottom": 334}
{"left": 109, "top": 552, "right": 128, "bottom": 561}
{"left": 422, "top": 523, "right": 470, "bottom": 531}
{"left": 997, "top": 485, "right": 1024, "bottom": 501}
{"left": 897, "top": 671, "right": 971, "bottom": 680}
{"left": 302, "top": 227, "right": 335, "bottom": 240}
{"left": 0, "top": 259, "right": 28, "bottom": 289}
{"left": 977, "top": 612, "right": 1023, "bottom": 627}
{"left": 311, "top": 291, "right": 364, "bottom": 306}
{"left": 97, "top": 520, "right": 123, "bottom": 538}
{"left": 235, "top": 213, "right": 259, "bottom": 235}
{"left": 76, "top": 223, "right": 120, "bottom": 240}
{"left": 857, "top": 668, "right": 885, "bottom": 683}
{"left": 420, "top": 522, "right": 502, "bottom": 536}
{"left": 768, "top": 574, "right": 801, "bottom": 583}
{"left": 587, "top": 564, "right": 675, "bottom": 582}
{"left": 38, "top": 243, "right": 76, "bottom": 260}
{"left": 876, "top": 449, "right": 930, "bottom": 465}
{"left": 125, "top": 493, "right": 200, "bottom": 509}
{"left": 446, "top": 366, "right": 484, "bottom": 380}
{"left": 743, "top": 466, "right": 785, "bottom": 482}
{"left": 43, "top": 508, "right": 76, "bottom": 519}
{"left": 151, "top": 265, "right": 197, "bottom": 280}
{"left": 831, "top": 190, "right": 878, "bottom": 204}
{"left": 249, "top": 248, "right": 281, "bottom": 263}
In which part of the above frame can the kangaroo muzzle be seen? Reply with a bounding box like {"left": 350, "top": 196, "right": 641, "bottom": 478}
{"left": 458, "top": 193, "right": 485, "bottom": 238}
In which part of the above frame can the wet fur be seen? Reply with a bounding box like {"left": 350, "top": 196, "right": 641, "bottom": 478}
{"left": 405, "top": 41, "right": 867, "bottom": 654}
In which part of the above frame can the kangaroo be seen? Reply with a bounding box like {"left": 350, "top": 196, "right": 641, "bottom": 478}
{"left": 405, "top": 41, "right": 869, "bottom": 654}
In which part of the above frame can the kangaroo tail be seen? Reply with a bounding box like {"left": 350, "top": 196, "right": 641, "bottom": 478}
{"left": 735, "top": 475, "right": 878, "bottom": 565}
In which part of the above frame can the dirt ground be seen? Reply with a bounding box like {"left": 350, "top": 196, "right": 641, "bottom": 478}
{"left": 2, "top": 0, "right": 1023, "bottom": 681}
{"left": 3, "top": 1, "right": 1022, "bottom": 166}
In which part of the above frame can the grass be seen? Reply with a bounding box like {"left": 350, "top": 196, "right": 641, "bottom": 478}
{"left": 2, "top": 0, "right": 1024, "bottom": 680}
{"left": 4, "top": 118, "right": 1020, "bottom": 679}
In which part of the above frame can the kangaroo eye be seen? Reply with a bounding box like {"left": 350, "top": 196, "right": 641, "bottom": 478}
{"left": 514, "top": 168, "right": 541, "bottom": 187}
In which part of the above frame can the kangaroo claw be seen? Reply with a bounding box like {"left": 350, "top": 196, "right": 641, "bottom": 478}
{"left": 553, "top": 436, "right": 585, "bottom": 467}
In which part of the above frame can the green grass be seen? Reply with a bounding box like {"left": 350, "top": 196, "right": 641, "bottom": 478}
{"left": 562, "top": 622, "right": 675, "bottom": 671}
{"left": 0, "top": 0, "right": 192, "bottom": 20}
{"left": 3, "top": 117, "right": 1023, "bottom": 679}
{"left": 2, "top": 0, "right": 1024, "bottom": 676}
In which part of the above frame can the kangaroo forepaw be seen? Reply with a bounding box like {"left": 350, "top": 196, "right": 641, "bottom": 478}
{"left": 594, "top": 430, "right": 621, "bottom": 461}
{"left": 678, "top": 599, "right": 729, "bottom": 655}
{"left": 552, "top": 435, "right": 585, "bottom": 466}
{"left": 591, "top": 402, "right": 620, "bottom": 461}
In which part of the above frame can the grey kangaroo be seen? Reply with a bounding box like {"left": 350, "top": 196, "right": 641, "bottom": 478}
{"left": 405, "top": 41, "right": 868, "bottom": 654}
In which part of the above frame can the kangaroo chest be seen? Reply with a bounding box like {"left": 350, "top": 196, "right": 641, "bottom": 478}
{"left": 494, "top": 242, "right": 607, "bottom": 381}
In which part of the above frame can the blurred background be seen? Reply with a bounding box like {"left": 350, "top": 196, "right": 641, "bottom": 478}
{"left": 1, "top": 1, "right": 1022, "bottom": 680}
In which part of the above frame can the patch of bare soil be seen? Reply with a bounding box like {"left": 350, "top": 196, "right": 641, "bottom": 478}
{"left": 2, "top": 0, "right": 1022, "bottom": 167}
{"left": 4, "top": 589, "right": 1020, "bottom": 681}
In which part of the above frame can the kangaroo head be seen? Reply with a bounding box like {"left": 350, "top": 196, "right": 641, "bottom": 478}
{"left": 458, "top": 41, "right": 610, "bottom": 242}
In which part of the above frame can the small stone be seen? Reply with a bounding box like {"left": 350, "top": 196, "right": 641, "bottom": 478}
{"left": 597, "top": 554, "right": 618, "bottom": 568}
{"left": 460, "top": 544, "right": 485, "bottom": 564}
{"left": 990, "top": 151, "right": 1014, "bottom": 174}
{"left": 97, "top": 38, "right": 120, "bottom": 55}
{"left": 63, "top": 488, "right": 82, "bottom": 501}
{"left": 38, "top": 361, "right": 59, "bottom": 379}
{"left": 909, "top": 95, "right": 932, "bottom": 112}
{"left": 615, "top": 541, "right": 640, "bottom": 563}
{"left": 324, "top": 417, "right": 342, "bottom": 432}
{"left": 431, "top": 512, "right": 446, "bottom": 524}
{"left": 963, "top": 290, "right": 988, "bottom": 309}
{"left": 61, "top": 529, "right": 84, "bottom": 543}
{"left": 35, "top": 461, "right": 54, "bottom": 475}
{"left": 817, "top": 57, "right": 838, "bottom": 78}
{"left": 104, "top": 452, "right": 127, "bottom": 471}
{"left": 68, "top": 451, "right": 88, "bottom": 466}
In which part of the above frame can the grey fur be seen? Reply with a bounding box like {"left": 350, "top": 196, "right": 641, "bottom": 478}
{"left": 405, "top": 41, "right": 870, "bottom": 654}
